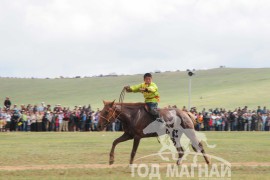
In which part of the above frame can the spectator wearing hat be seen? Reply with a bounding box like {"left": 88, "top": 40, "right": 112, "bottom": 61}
{"left": 47, "top": 105, "right": 52, "bottom": 112}
{"left": 45, "top": 111, "right": 52, "bottom": 131}
{"left": 242, "top": 113, "right": 248, "bottom": 131}
{"left": 58, "top": 105, "right": 63, "bottom": 112}
{"left": 30, "top": 112, "right": 37, "bottom": 131}
{"left": 247, "top": 113, "right": 252, "bottom": 131}
{"left": 229, "top": 112, "right": 237, "bottom": 131}
{"left": 49, "top": 112, "right": 55, "bottom": 131}
{"left": 36, "top": 112, "right": 43, "bottom": 131}
{"left": 223, "top": 113, "right": 229, "bottom": 131}
{"left": 20, "top": 104, "right": 27, "bottom": 111}
{"left": 36, "top": 112, "right": 43, "bottom": 132}
{"left": 69, "top": 111, "right": 76, "bottom": 131}
{"left": 42, "top": 112, "right": 49, "bottom": 131}
{"left": 21, "top": 111, "right": 28, "bottom": 131}
{"left": 54, "top": 112, "right": 59, "bottom": 131}
{"left": 257, "top": 112, "right": 263, "bottom": 131}
{"left": 80, "top": 111, "right": 87, "bottom": 131}
{"left": 26, "top": 112, "right": 31, "bottom": 132}
{"left": 85, "top": 111, "right": 92, "bottom": 131}
{"left": 251, "top": 112, "right": 257, "bottom": 131}
{"left": 58, "top": 111, "right": 64, "bottom": 132}
{"left": 37, "top": 102, "right": 46, "bottom": 112}
{"left": 62, "top": 111, "right": 69, "bottom": 132}
{"left": 74, "top": 110, "right": 81, "bottom": 131}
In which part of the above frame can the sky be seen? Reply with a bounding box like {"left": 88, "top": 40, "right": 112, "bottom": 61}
{"left": 0, "top": 0, "right": 269, "bottom": 78}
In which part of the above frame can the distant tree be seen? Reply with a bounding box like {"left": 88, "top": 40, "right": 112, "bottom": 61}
{"left": 108, "top": 73, "right": 118, "bottom": 77}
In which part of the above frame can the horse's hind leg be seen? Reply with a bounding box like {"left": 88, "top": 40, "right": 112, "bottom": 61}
{"left": 171, "top": 136, "right": 185, "bottom": 165}
{"left": 191, "top": 141, "right": 211, "bottom": 165}
{"left": 176, "top": 146, "right": 185, "bottom": 165}
{"left": 184, "top": 129, "right": 210, "bottom": 165}
{"left": 109, "top": 133, "right": 132, "bottom": 165}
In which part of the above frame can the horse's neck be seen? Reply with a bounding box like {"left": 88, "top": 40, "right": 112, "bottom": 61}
{"left": 118, "top": 106, "right": 146, "bottom": 123}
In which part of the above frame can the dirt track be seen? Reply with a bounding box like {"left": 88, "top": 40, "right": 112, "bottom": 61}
{"left": 0, "top": 162, "right": 270, "bottom": 171}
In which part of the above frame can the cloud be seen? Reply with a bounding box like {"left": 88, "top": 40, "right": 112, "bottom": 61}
{"left": 0, "top": 0, "right": 270, "bottom": 78}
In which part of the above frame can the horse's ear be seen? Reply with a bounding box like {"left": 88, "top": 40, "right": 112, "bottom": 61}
{"left": 110, "top": 100, "right": 116, "bottom": 107}
{"left": 103, "top": 100, "right": 106, "bottom": 105}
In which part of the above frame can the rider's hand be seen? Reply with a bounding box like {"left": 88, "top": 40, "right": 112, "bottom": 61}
{"left": 125, "top": 86, "right": 132, "bottom": 92}
{"left": 139, "top": 88, "right": 146, "bottom": 92}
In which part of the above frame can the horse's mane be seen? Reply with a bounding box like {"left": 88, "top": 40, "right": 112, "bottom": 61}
{"left": 117, "top": 102, "right": 145, "bottom": 107}
{"left": 104, "top": 101, "right": 146, "bottom": 108}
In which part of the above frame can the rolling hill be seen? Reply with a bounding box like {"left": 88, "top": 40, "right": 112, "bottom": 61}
{"left": 1, "top": 68, "right": 270, "bottom": 111}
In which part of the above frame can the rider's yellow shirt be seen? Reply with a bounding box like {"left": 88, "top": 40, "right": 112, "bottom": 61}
{"left": 130, "top": 82, "right": 160, "bottom": 103}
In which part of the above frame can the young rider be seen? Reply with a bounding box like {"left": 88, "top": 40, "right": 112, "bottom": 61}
{"left": 124, "top": 73, "right": 160, "bottom": 120}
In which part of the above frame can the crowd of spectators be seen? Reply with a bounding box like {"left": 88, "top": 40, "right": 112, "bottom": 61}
{"left": 184, "top": 106, "right": 270, "bottom": 131}
{"left": 1, "top": 97, "right": 270, "bottom": 132}
{"left": 0, "top": 97, "right": 122, "bottom": 132}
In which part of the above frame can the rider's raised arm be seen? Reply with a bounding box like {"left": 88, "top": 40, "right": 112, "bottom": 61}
{"left": 130, "top": 83, "right": 143, "bottom": 93}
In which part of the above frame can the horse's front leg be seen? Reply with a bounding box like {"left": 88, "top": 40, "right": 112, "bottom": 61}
{"left": 109, "top": 133, "right": 132, "bottom": 165}
{"left": 130, "top": 136, "right": 141, "bottom": 164}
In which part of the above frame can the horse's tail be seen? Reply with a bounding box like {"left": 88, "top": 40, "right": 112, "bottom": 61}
{"left": 174, "top": 109, "right": 197, "bottom": 127}
{"left": 187, "top": 112, "right": 197, "bottom": 126}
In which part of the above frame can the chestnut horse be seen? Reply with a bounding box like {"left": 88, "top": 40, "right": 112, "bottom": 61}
{"left": 98, "top": 101, "right": 210, "bottom": 165}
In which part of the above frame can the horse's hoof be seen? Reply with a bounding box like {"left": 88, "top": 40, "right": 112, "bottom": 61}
{"left": 176, "top": 160, "right": 181, "bottom": 166}
{"left": 109, "top": 160, "right": 114, "bottom": 165}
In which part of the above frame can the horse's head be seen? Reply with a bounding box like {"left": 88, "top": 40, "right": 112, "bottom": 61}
{"left": 98, "top": 100, "right": 119, "bottom": 131}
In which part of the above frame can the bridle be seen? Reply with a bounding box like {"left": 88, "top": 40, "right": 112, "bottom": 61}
{"left": 99, "top": 88, "right": 126, "bottom": 127}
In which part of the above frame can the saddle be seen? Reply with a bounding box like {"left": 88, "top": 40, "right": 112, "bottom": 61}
{"left": 144, "top": 105, "right": 175, "bottom": 124}
{"left": 145, "top": 105, "right": 196, "bottom": 127}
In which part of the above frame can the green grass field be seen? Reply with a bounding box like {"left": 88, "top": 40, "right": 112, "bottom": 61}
{"left": 0, "top": 132, "right": 269, "bottom": 179}
{"left": 1, "top": 68, "right": 270, "bottom": 111}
